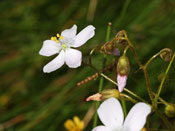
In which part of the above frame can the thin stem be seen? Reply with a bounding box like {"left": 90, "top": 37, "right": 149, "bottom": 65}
{"left": 123, "top": 45, "right": 130, "bottom": 56}
{"left": 152, "top": 92, "right": 169, "bottom": 106}
{"left": 155, "top": 110, "right": 174, "bottom": 130}
{"left": 123, "top": 88, "right": 147, "bottom": 104}
{"left": 154, "top": 52, "right": 175, "bottom": 105}
{"left": 89, "top": 47, "right": 96, "bottom": 65}
{"left": 120, "top": 93, "right": 137, "bottom": 103}
{"left": 143, "top": 69, "right": 154, "bottom": 105}
{"left": 100, "top": 73, "right": 117, "bottom": 86}
{"left": 126, "top": 38, "right": 154, "bottom": 105}
{"left": 144, "top": 51, "right": 162, "bottom": 68}
{"left": 93, "top": 22, "right": 111, "bottom": 128}
{"left": 127, "top": 39, "right": 143, "bottom": 68}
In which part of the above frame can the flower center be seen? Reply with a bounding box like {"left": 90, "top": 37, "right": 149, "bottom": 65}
{"left": 61, "top": 44, "right": 68, "bottom": 51}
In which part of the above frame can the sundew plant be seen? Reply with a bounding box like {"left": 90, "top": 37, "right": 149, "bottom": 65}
{"left": 0, "top": 0, "right": 175, "bottom": 131}
{"left": 39, "top": 23, "right": 175, "bottom": 131}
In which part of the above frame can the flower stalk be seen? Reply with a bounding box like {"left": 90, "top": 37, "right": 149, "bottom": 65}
{"left": 93, "top": 22, "right": 112, "bottom": 128}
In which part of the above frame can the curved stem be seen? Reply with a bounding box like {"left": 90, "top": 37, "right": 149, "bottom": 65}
{"left": 144, "top": 51, "right": 162, "bottom": 68}
{"left": 154, "top": 52, "right": 175, "bottom": 106}
{"left": 123, "top": 45, "right": 130, "bottom": 56}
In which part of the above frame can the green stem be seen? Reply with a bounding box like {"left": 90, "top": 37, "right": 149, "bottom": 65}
{"left": 154, "top": 52, "right": 175, "bottom": 106}
{"left": 123, "top": 45, "right": 130, "bottom": 56}
{"left": 93, "top": 22, "right": 112, "bottom": 128}
{"left": 144, "top": 51, "right": 162, "bottom": 68}
{"left": 155, "top": 110, "right": 174, "bottom": 130}
{"left": 120, "top": 93, "right": 137, "bottom": 103}
{"left": 121, "top": 100, "right": 127, "bottom": 117}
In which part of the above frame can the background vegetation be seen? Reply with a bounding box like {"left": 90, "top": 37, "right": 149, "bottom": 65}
{"left": 0, "top": 0, "right": 175, "bottom": 130}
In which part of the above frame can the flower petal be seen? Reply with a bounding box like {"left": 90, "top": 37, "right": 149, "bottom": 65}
{"left": 39, "top": 40, "right": 61, "bottom": 56}
{"left": 61, "top": 25, "right": 77, "bottom": 38}
{"left": 43, "top": 50, "right": 65, "bottom": 73}
{"left": 64, "top": 119, "right": 76, "bottom": 130}
{"left": 123, "top": 102, "right": 151, "bottom": 131}
{"left": 73, "top": 116, "right": 84, "bottom": 130}
{"left": 97, "top": 97, "right": 124, "bottom": 130}
{"left": 72, "top": 25, "right": 95, "bottom": 47}
{"left": 117, "top": 74, "right": 128, "bottom": 92}
{"left": 92, "top": 126, "right": 111, "bottom": 131}
{"left": 65, "top": 48, "right": 82, "bottom": 68}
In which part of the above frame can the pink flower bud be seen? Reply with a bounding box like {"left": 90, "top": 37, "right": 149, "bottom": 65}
{"left": 117, "top": 74, "right": 128, "bottom": 92}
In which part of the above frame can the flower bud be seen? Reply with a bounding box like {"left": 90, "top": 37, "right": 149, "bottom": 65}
{"left": 86, "top": 89, "right": 120, "bottom": 102}
{"left": 160, "top": 48, "right": 173, "bottom": 62}
{"left": 86, "top": 93, "right": 102, "bottom": 102}
{"left": 115, "top": 30, "right": 128, "bottom": 45}
{"left": 117, "top": 55, "right": 130, "bottom": 76}
{"left": 100, "top": 89, "right": 120, "bottom": 100}
{"left": 100, "top": 41, "right": 120, "bottom": 56}
{"left": 165, "top": 104, "right": 175, "bottom": 118}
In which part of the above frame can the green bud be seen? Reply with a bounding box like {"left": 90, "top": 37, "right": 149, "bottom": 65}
{"left": 101, "top": 89, "right": 120, "bottom": 100}
{"left": 117, "top": 56, "right": 130, "bottom": 76}
{"left": 165, "top": 104, "right": 175, "bottom": 118}
{"left": 160, "top": 48, "right": 173, "bottom": 62}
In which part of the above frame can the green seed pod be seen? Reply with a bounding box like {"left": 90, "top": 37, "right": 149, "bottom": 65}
{"left": 101, "top": 89, "right": 120, "bottom": 100}
{"left": 165, "top": 104, "right": 175, "bottom": 118}
{"left": 117, "top": 55, "right": 130, "bottom": 76}
{"left": 160, "top": 48, "right": 173, "bottom": 62}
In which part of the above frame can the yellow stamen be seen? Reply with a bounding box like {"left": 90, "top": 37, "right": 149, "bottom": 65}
{"left": 57, "top": 33, "right": 60, "bottom": 37}
{"left": 60, "top": 36, "right": 63, "bottom": 40}
{"left": 51, "top": 36, "right": 57, "bottom": 41}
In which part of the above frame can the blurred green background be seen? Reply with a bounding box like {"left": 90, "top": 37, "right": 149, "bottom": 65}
{"left": 0, "top": 0, "right": 175, "bottom": 130}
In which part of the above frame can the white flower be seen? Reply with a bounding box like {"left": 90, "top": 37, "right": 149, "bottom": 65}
{"left": 92, "top": 97, "right": 151, "bottom": 131}
{"left": 39, "top": 25, "right": 95, "bottom": 73}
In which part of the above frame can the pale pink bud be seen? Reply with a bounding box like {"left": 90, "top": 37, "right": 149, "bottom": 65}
{"left": 86, "top": 93, "right": 102, "bottom": 101}
{"left": 117, "top": 74, "right": 128, "bottom": 92}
